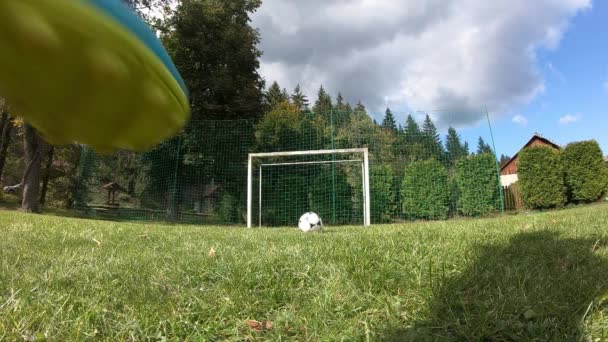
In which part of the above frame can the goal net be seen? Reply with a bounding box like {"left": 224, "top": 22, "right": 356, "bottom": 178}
{"left": 247, "top": 148, "right": 370, "bottom": 228}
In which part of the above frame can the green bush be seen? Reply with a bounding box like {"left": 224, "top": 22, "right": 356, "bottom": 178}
{"left": 518, "top": 146, "right": 566, "bottom": 209}
{"left": 455, "top": 153, "right": 500, "bottom": 216}
{"left": 401, "top": 160, "right": 449, "bottom": 220}
{"left": 218, "top": 192, "right": 237, "bottom": 223}
{"left": 370, "top": 165, "right": 395, "bottom": 223}
{"left": 562, "top": 140, "right": 608, "bottom": 203}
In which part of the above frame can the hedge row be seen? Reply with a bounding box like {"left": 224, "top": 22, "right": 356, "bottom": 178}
{"left": 455, "top": 153, "right": 501, "bottom": 216}
{"left": 370, "top": 165, "right": 396, "bottom": 223}
{"left": 518, "top": 140, "right": 608, "bottom": 209}
{"left": 390, "top": 140, "right": 606, "bottom": 219}
{"left": 401, "top": 153, "right": 501, "bottom": 220}
{"left": 518, "top": 146, "right": 567, "bottom": 209}
{"left": 562, "top": 141, "right": 608, "bottom": 203}
{"left": 401, "top": 159, "right": 450, "bottom": 220}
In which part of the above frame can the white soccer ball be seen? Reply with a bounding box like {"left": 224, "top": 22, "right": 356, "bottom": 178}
{"left": 298, "top": 212, "right": 323, "bottom": 232}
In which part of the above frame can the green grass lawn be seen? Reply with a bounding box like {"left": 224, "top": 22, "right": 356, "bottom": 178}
{"left": 1, "top": 206, "right": 608, "bottom": 341}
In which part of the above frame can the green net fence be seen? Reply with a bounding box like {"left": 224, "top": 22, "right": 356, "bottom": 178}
{"left": 68, "top": 110, "right": 502, "bottom": 226}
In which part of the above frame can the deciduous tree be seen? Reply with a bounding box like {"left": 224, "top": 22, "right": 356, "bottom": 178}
{"left": 0, "top": 110, "right": 14, "bottom": 181}
{"left": 166, "top": 0, "right": 265, "bottom": 121}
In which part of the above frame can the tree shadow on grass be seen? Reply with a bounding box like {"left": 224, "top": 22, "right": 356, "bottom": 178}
{"left": 384, "top": 230, "right": 608, "bottom": 341}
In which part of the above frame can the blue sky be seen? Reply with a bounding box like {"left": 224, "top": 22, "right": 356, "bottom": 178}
{"left": 464, "top": 1, "right": 608, "bottom": 157}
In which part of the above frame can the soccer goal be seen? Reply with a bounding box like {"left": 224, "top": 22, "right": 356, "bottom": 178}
{"left": 247, "top": 148, "right": 371, "bottom": 228}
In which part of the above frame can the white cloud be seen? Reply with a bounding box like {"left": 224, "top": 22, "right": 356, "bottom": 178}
{"left": 253, "top": 0, "right": 590, "bottom": 126}
{"left": 559, "top": 114, "right": 582, "bottom": 124}
{"left": 512, "top": 114, "right": 528, "bottom": 126}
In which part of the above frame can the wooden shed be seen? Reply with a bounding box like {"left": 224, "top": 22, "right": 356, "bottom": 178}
{"left": 500, "top": 133, "right": 561, "bottom": 186}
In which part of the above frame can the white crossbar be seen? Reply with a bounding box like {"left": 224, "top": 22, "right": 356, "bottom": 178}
{"left": 249, "top": 148, "right": 368, "bottom": 158}
{"left": 261, "top": 159, "right": 362, "bottom": 167}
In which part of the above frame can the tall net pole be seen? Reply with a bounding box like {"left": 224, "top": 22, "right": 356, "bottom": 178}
{"left": 259, "top": 165, "right": 262, "bottom": 227}
{"left": 485, "top": 106, "right": 505, "bottom": 213}
{"left": 330, "top": 108, "right": 336, "bottom": 224}
{"left": 247, "top": 154, "right": 253, "bottom": 228}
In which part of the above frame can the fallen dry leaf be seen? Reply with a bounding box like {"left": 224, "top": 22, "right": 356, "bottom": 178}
{"left": 208, "top": 247, "right": 216, "bottom": 258}
{"left": 247, "top": 320, "right": 261, "bottom": 331}
{"left": 247, "top": 320, "right": 273, "bottom": 331}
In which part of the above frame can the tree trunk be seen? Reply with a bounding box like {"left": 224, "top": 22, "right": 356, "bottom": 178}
{"left": 39, "top": 146, "right": 55, "bottom": 207}
{"left": 0, "top": 112, "right": 6, "bottom": 137}
{"left": 21, "top": 124, "right": 47, "bottom": 213}
{"left": 0, "top": 112, "right": 14, "bottom": 181}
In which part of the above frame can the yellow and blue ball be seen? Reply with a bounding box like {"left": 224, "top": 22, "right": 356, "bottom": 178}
{"left": 0, "top": 0, "right": 190, "bottom": 151}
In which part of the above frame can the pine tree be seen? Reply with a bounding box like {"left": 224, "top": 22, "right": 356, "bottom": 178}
{"left": 291, "top": 84, "right": 309, "bottom": 112}
{"left": 333, "top": 93, "right": 351, "bottom": 128}
{"left": 477, "top": 137, "right": 493, "bottom": 155}
{"left": 422, "top": 114, "right": 445, "bottom": 162}
{"left": 266, "top": 81, "right": 287, "bottom": 110}
{"left": 281, "top": 88, "right": 290, "bottom": 102}
{"left": 403, "top": 115, "right": 421, "bottom": 144}
{"left": 402, "top": 115, "right": 426, "bottom": 162}
{"left": 335, "top": 93, "right": 347, "bottom": 111}
{"left": 499, "top": 154, "right": 511, "bottom": 167}
{"left": 446, "top": 127, "right": 468, "bottom": 165}
{"left": 344, "top": 102, "right": 353, "bottom": 113}
{"left": 312, "top": 85, "right": 333, "bottom": 116}
{"left": 382, "top": 108, "right": 397, "bottom": 132}
{"left": 353, "top": 101, "right": 367, "bottom": 117}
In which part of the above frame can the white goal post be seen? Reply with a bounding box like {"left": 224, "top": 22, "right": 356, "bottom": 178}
{"left": 247, "top": 148, "right": 371, "bottom": 228}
